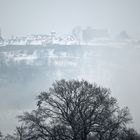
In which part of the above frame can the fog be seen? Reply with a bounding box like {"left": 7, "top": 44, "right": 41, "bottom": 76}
{"left": 0, "top": 0, "right": 140, "bottom": 38}
{"left": 0, "top": 45, "right": 140, "bottom": 134}
{"left": 0, "top": 0, "right": 140, "bottom": 135}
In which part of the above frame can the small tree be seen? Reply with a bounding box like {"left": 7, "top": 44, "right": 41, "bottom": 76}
{"left": 0, "top": 131, "right": 2, "bottom": 140}
{"left": 3, "top": 134, "right": 16, "bottom": 140}
{"left": 118, "top": 128, "right": 140, "bottom": 140}
{"left": 19, "top": 79, "right": 132, "bottom": 140}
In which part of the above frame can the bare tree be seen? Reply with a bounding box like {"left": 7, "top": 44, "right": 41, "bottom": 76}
{"left": 0, "top": 131, "right": 2, "bottom": 140}
{"left": 19, "top": 79, "right": 132, "bottom": 140}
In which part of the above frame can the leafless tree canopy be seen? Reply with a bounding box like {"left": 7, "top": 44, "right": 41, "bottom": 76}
{"left": 15, "top": 79, "right": 139, "bottom": 140}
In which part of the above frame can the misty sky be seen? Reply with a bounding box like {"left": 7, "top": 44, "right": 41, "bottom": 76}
{"left": 0, "top": 0, "right": 140, "bottom": 38}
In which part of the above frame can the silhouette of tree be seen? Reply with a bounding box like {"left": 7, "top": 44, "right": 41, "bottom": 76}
{"left": 18, "top": 79, "right": 132, "bottom": 140}
{"left": 0, "top": 131, "right": 2, "bottom": 139}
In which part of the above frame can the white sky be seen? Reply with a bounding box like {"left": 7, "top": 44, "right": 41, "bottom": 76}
{"left": 0, "top": 0, "right": 140, "bottom": 38}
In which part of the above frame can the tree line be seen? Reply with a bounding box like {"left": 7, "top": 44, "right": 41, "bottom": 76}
{"left": 1, "top": 79, "right": 140, "bottom": 140}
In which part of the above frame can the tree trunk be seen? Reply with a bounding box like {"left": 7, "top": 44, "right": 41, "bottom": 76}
{"left": 81, "top": 130, "right": 87, "bottom": 140}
